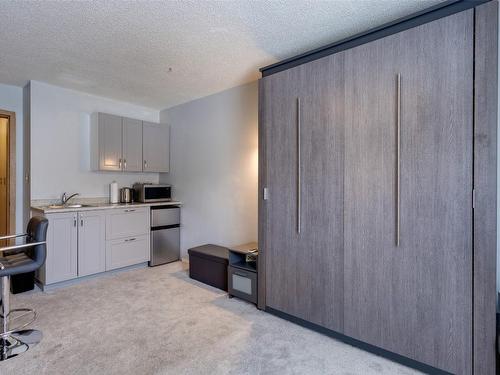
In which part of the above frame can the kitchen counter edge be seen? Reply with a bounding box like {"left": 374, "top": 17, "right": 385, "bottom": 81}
{"left": 31, "top": 201, "right": 182, "bottom": 214}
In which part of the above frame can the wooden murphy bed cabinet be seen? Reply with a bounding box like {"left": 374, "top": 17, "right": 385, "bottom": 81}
{"left": 258, "top": 2, "right": 497, "bottom": 374}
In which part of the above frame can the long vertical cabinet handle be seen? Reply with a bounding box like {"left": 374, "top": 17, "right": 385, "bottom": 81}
{"left": 296, "top": 97, "right": 301, "bottom": 234}
{"left": 396, "top": 74, "right": 401, "bottom": 247}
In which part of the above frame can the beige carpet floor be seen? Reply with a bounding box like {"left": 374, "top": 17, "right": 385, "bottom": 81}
{"left": 2, "top": 261, "right": 421, "bottom": 375}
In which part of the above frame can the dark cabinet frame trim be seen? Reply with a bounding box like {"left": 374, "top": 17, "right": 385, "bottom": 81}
{"left": 258, "top": 1, "right": 498, "bottom": 373}
{"left": 266, "top": 307, "right": 452, "bottom": 375}
{"left": 260, "top": 0, "right": 490, "bottom": 77}
{"left": 473, "top": 2, "right": 498, "bottom": 374}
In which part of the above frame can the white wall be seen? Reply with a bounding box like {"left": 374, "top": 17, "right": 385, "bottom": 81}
{"left": 0, "top": 83, "right": 24, "bottom": 232}
{"left": 30, "top": 81, "right": 160, "bottom": 200}
{"left": 160, "top": 82, "right": 258, "bottom": 258}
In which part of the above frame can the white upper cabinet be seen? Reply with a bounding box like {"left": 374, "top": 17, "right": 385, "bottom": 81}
{"left": 91, "top": 113, "right": 169, "bottom": 173}
{"left": 143, "top": 121, "right": 170, "bottom": 173}
{"left": 92, "top": 113, "right": 123, "bottom": 171}
{"left": 122, "top": 117, "right": 143, "bottom": 172}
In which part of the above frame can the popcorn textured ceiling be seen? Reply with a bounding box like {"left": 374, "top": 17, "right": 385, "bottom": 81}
{"left": 0, "top": 0, "right": 444, "bottom": 109}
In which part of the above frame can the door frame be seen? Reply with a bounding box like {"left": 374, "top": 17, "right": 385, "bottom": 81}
{"left": 0, "top": 109, "right": 16, "bottom": 235}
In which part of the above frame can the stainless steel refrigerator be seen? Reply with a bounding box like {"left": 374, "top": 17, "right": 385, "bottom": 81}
{"left": 150, "top": 205, "right": 180, "bottom": 266}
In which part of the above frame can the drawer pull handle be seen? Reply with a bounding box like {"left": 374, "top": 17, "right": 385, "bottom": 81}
{"left": 124, "top": 209, "right": 136, "bottom": 212}
{"left": 125, "top": 238, "right": 137, "bottom": 242}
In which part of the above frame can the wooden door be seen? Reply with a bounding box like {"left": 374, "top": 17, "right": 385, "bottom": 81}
{"left": 98, "top": 113, "right": 123, "bottom": 171}
{"left": 263, "top": 53, "right": 345, "bottom": 331}
{"left": 44, "top": 212, "right": 78, "bottom": 284}
{"left": 262, "top": 66, "right": 301, "bottom": 317}
{"left": 343, "top": 11, "right": 473, "bottom": 374}
{"left": 343, "top": 31, "right": 400, "bottom": 349}
{"left": 398, "top": 11, "right": 473, "bottom": 373}
{"left": 0, "top": 117, "right": 7, "bottom": 236}
{"left": 295, "top": 55, "right": 345, "bottom": 331}
{"left": 122, "top": 117, "right": 143, "bottom": 172}
{"left": 143, "top": 122, "right": 170, "bottom": 172}
{"left": 78, "top": 211, "right": 106, "bottom": 277}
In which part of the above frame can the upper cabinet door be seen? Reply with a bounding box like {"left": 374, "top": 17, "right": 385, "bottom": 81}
{"left": 98, "top": 113, "right": 123, "bottom": 171}
{"left": 122, "top": 117, "right": 143, "bottom": 172}
{"left": 143, "top": 122, "right": 170, "bottom": 172}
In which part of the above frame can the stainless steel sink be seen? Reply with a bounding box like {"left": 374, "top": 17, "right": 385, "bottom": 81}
{"left": 47, "top": 204, "right": 64, "bottom": 209}
{"left": 47, "top": 204, "right": 92, "bottom": 209}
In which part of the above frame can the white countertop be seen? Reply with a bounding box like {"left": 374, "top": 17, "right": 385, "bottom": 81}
{"left": 31, "top": 201, "right": 182, "bottom": 214}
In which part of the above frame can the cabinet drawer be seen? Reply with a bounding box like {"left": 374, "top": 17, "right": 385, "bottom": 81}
{"left": 105, "top": 234, "right": 150, "bottom": 271}
{"left": 106, "top": 207, "right": 149, "bottom": 240}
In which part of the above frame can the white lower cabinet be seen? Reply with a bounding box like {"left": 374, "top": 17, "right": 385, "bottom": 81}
{"left": 78, "top": 211, "right": 106, "bottom": 277}
{"left": 39, "top": 207, "right": 150, "bottom": 286}
{"left": 105, "top": 235, "right": 150, "bottom": 271}
{"left": 39, "top": 212, "right": 78, "bottom": 285}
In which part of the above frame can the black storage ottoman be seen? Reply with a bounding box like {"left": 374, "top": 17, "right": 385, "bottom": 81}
{"left": 188, "top": 244, "right": 229, "bottom": 291}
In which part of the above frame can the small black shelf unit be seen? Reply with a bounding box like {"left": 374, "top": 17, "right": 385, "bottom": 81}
{"left": 228, "top": 243, "right": 258, "bottom": 305}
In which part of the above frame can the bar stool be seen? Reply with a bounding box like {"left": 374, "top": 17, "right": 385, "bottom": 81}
{"left": 0, "top": 216, "right": 48, "bottom": 360}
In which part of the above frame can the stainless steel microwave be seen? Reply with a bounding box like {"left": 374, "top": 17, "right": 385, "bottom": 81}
{"left": 133, "top": 183, "right": 172, "bottom": 202}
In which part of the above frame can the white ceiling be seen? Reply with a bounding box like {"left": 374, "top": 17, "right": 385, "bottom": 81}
{"left": 0, "top": 0, "right": 445, "bottom": 110}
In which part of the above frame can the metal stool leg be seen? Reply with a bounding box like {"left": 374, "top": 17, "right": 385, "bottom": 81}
{"left": 1, "top": 276, "right": 8, "bottom": 335}
{"left": 0, "top": 276, "right": 32, "bottom": 361}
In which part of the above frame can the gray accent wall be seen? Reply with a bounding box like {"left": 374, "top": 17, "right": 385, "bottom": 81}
{"left": 160, "top": 82, "right": 258, "bottom": 258}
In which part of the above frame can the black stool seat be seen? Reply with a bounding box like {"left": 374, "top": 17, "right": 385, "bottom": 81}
{"left": 0, "top": 253, "right": 37, "bottom": 277}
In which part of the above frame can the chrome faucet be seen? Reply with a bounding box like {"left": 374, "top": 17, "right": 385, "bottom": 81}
{"left": 61, "top": 192, "right": 79, "bottom": 205}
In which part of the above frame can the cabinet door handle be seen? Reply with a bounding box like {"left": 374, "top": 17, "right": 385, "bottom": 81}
{"left": 296, "top": 97, "right": 301, "bottom": 234}
{"left": 396, "top": 73, "right": 401, "bottom": 247}
{"left": 119, "top": 158, "right": 122, "bottom": 169}
{"left": 73, "top": 218, "right": 77, "bottom": 227}
{"left": 80, "top": 218, "right": 84, "bottom": 227}
{"left": 144, "top": 160, "right": 147, "bottom": 170}
{"left": 125, "top": 238, "right": 136, "bottom": 242}
{"left": 123, "top": 159, "right": 127, "bottom": 169}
